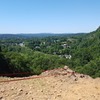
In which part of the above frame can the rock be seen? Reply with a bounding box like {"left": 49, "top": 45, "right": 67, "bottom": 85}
{"left": 25, "top": 92, "right": 28, "bottom": 95}
{"left": 63, "top": 66, "right": 69, "bottom": 70}
{"left": 19, "top": 89, "right": 23, "bottom": 92}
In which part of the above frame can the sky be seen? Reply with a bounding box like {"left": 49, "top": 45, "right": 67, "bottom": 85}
{"left": 0, "top": 0, "right": 100, "bottom": 33}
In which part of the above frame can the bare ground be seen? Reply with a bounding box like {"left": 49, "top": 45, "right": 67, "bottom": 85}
{"left": 0, "top": 68, "right": 100, "bottom": 100}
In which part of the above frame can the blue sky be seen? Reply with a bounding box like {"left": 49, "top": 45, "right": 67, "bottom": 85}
{"left": 0, "top": 0, "right": 100, "bottom": 33}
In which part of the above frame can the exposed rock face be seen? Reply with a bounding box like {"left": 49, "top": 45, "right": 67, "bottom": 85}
{"left": 0, "top": 67, "right": 100, "bottom": 100}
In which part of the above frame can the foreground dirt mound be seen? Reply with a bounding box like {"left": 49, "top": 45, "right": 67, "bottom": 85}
{"left": 41, "top": 66, "right": 91, "bottom": 80}
{"left": 0, "top": 67, "right": 100, "bottom": 100}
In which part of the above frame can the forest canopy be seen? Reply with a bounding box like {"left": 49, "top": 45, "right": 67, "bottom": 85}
{"left": 0, "top": 27, "right": 100, "bottom": 78}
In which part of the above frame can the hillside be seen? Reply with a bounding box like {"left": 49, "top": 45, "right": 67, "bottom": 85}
{"left": 0, "top": 67, "right": 100, "bottom": 100}
{"left": 68, "top": 26, "right": 100, "bottom": 78}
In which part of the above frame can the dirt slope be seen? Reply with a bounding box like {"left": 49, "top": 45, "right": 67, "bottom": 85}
{"left": 0, "top": 68, "right": 100, "bottom": 100}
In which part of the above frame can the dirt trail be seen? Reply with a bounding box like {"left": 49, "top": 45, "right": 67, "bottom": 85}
{"left": 0, "top": 68, "right": 100, "bottom": 100}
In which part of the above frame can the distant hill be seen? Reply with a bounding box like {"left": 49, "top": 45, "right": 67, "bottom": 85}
{"left": 0, "top": 33, "right": 85, "bottom": 39}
